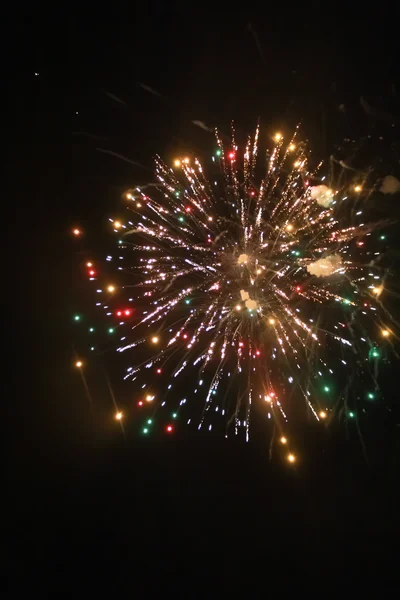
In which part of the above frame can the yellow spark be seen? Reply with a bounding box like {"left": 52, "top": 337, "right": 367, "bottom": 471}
{"left": 286, "top": 224, "right": 293, "bottom": 232}
{"left": 146, "top": 394, "right": 154, "bottom": 402}
{"left": 294, "top": 161, "right": 300, "bottom": 168}
{"left": 107, "top": 285, "right": 115, "bottom": 293}
{"left": 354, "top": 185, "right": 362, "bottom": 193}
{"left": 183, "top": 157, "right": 190, "bottom": 164}
{"left": 372, "top": 286, "right": 382, "bottom": 296}
{"left": 208, "top": 216, "right": 213, "bottom": 221}
{"left": 126, "top": 193, "right": 133, "bottom": 200}
{"left": 287, "top": 453, "right": 296, "bottom": 463}
{"left": 115, "top": 412, "right": 123, "bottom": 420}
{"left": 257, "top": 269, "right": 262, "bottom": 274}
{"left": 288, "top": 143, "right": 295, "bottom": 152}
{"left": 136, "top": 202, "right": 142, "bottom": 208}
{"left": 86, "top": 262, "right": 93, "bottom": 267}
{"left": 268, "top": 318, "right": 275, "bottom": 325}
{"left": 280, "top": 436, "right": 287, "bottom": 444}
{"left": 174, "top": 159, "right": 181, "bottom": 167}
{"left": 114, "top": 221, "right": 122, "bottom": 229}
{"left": 319, "top": 410, "right": 327, "bottom": 419}
{"left": 381, "top": 329, "right": 390, "bottom": 337}
{"left": 264, "top": 395, "right": 271, "bottom": 403}
{"left": 73, "top": 228, "right": 81, "bottom": 236}
{"left": 274, "top": 133, "right": 282, "bottom": 141}
{"left": 151, "top": 336, "right": 159, "bottom": 344}
{"left": 75, "top": 360, "right": 83, "bottom": 368}
{"left": 235, "top": 305, "right": 242, "bottom": 311}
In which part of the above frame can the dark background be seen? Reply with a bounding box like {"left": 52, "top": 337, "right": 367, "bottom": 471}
{"left": 6, "top": 3, "right": 400, "bottom": 592}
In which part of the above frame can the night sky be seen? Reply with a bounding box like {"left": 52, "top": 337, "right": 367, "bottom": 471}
{"left": 7, "top": 4, "right": 400, "bottom": 592}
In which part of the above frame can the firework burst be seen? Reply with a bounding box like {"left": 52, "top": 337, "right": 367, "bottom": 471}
{"left": 80, "top": 124, "right": 395, "bottom": 453}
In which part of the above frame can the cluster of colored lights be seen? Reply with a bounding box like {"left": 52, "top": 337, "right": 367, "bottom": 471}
{"left": 116, "top": 309, "right": 131, "bottom": 317}
{"left": 69, "top": 231, "right": 186, "bottom": 441}
{"left": 279, "top": 436, "right": 296, "bottom": 464}
{"left": 70, "top": 125, "right": 397, "bottom": 462}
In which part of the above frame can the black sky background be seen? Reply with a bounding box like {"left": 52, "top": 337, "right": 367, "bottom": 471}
{"left": 6, "top": 3, "right": 400, "bottom": 592}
